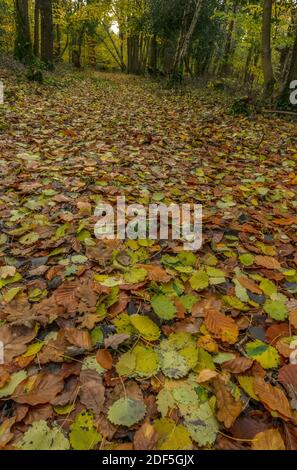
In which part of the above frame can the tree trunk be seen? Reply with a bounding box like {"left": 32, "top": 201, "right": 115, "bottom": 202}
{"left": 40, "top": 0, "right": 54, "bottom": 68}
{"left": 14, "top": 0, "right": 33, "bottom": 63}
{"left": 149, "top": 35, "right": 157, "bottom": 73}
{"left": 54, "top": 24, "right": 61, "bottom": 60}
{"left": 221, "top": 1, "right": 238, "bottom": 76}
{"left": 277, "top": 30, "right": 297, "bottom": 106}
{"left": 172, "top": 0, "right": 204, "bottom": 78}
{"left": 33, "top": 0, "right": 40, "bottom": 57}
{"left": 261, "top": 0, "right": 275, "bottom": 101}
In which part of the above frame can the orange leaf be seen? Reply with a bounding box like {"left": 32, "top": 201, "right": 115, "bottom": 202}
{"left": 64, "top": 328, "right": 92, "bottom": 350}
{"left": 254, "top": 377, "right": 292, "bottom": 420}
{"left": 222, "top": 357, "right": 253, "bottom": 374}
{"left": 252, "top": 428, "right": 285, "bottom": 450}
{"left": 197, "top": 369, "right": 218, "bottom": 383}
{"left": 205, "top": 309, "right": 239, "bottom": 344}
{"left": 139, "top": 264, "right": 171, "bottom": 282}
{"left": 213, "top": 376, "right": 243, "bottom": 428}
{"left": 289, "top": 308, "right": 297, "bottom": 330}
{"left": 96, "top": 349, "right": 113, "bottom": 370}
{"left": 237, "top": 276, "right": 262, "bottom": 294}
{"left": 273, "top": 217, "right": 297, "bottom": 226}
{"left": 254, "top": 256, "right": 281, "bottom": 270}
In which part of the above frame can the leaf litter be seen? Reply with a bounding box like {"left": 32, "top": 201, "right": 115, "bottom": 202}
{"left": 0, "top": 69, "right": 297, "bottom": 450}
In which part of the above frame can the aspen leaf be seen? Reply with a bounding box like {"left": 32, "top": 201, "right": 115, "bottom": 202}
{"left": 19, "top": 420, "right": 70, "bottom": 450}
{"left": 108, "top": 398, "right": 146, "bottom": 427}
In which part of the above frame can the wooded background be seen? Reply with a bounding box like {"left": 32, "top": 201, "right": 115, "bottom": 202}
{"left": 1, "top": 0, "right": 297, "bottom": 105}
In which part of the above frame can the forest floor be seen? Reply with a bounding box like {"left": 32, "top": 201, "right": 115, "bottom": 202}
{"left": 0, "top": 68, "right": 297, "bottom": 450}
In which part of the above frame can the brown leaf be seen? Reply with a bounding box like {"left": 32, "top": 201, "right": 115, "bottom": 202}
{"left": 0, "top": 417, "right": 16, "bottom": 449}
{"left": 79, "top": 370, "right": 105, "bottom": 416}
{"left": 104, "top": 333, "right": 130, "bottom": 349}
{"left": 213, "top": 376, "right": 244, "bottom": 428}
{"left": 254, "top": 377, "right": 292, "bottom": 420}
{"left": 96, "top": 349, "right": 113, "bottom": 370}
{"left": 289, "top": 308, "right": 297, "bottom": 330}
{"left": 266, "top": 323, "right": 290, "bottom": 344}
{"left": 230, "top": 414, "right": 271, "bottom": 440}
{"left": 0, "top": 266, "right": 16, "bottom": 279}
{"left": 283, "top": 423, "right": 297, "bottom": 450}
{"left": 0, "top": 367, "right": 10, "bottom": 388}
{"left": 278, "top": 364, "right": 297, "bottom": 402}
{"left": 134, "top": 422, "right": 159, "bottom": 450}
{"left": 108, "top": 292, "right": 129, "bottom": 318}
{"left": 205, "top": 309, "right": 239, "bottom": 344}
{"left": 24, "top": 404, "right": 53, "bottom": 425}
{"left": 237, "top": 276, "right": 262, "bottom": 294}
{"left": 222, "top": 357, "right": 254, "bottom": 374}
{"left": 0, "top": 325, "right": 36, "bottom": 364}
{"left": 197, "top": 369, "right": 218, "bottom": 383}
{"left": 139, "top": 264, "right": 171, "bottom": 282}
{"left": 254, "top": 256, "right": 281, "bottom": 270}
{"left": 252, "top": 428, "right": 285, "bottom": 450}
{"left": 13, "top": 372, "right": 64, "bottom": 405}
{"left": 37, "top": 331, "right": 67, "bottom": 364}
{"left": 64, "top": 328, "right": 92, "bottom": 350}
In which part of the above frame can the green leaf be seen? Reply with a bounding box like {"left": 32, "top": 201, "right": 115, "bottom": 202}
{"left": 246, "top": 340, "right": 280, "bottom": 369}
{"left": 263, "top": 299, "right": 288, "bottom": 321}
{"left": 151, "top": 294, "right": 177, "bottom": 320}
{"left": 19, "top": 232, "right": 40, "bottom": 245}
{"left": 185, "top": 402, "right": 219, "bottom": 446}
{"left": 19, "top": 420, "right": 70, "bottom": 450}
{"left": 70, "top": 411, "right": 101, "bottom": 450}
{"left": 116, "top": 351, "right": 137, "bottom": 377}
{"left": 189, "top": 269, "right": 209, "bottom": 291}
{"left": 160, "top": 350, "right": 189, "bottom": 378}
{"left": 123, "top": 267, "right": 148, "bottom": 284}
{"left": 108, "top": 398, "right": 146, "bottom": 427}
{"left": 239, "top": 253, "right": 254, "bottom": 266}
{"left": 82, "top": 356, "right": 106, "bottom": 374}
{"left": 260, "top": 278, "right": 277, "bottom": 297}
{"left": 130, "top": 314, "right": 160, "bottom": 341}
{"left": 154, "top": 418, "right": 192, "bottom": 450}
